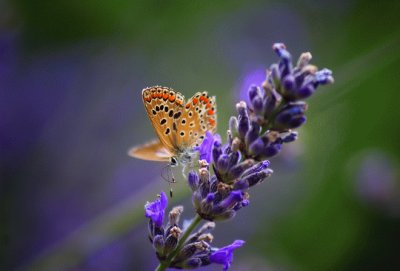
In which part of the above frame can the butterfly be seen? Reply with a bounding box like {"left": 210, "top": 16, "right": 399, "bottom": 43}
{"left": 129, "top": 86, "right": 217, "bottom": 169}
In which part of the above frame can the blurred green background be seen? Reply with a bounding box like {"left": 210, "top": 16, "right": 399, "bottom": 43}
{"left": 1, "top": 0, "right": 399, "bottom": 270}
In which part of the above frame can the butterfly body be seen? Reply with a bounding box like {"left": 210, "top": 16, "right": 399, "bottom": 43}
{"left": 129, "top": 86, "right": 217, "bottom": 167}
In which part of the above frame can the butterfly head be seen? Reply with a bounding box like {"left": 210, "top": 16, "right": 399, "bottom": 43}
{"left": 170, "top": 156, "right": 178, "bottom": 167}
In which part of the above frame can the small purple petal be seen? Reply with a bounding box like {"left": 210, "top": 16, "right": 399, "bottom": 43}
{"left": 206, "top": 193, "right": 215, "bottom": 203}
{"left": 289, "top": 115, "right": 306, "bottom": 128}
{"left": 233, "top": 179, "right": 249, "bottom": 190}
{"left": 210, "top": 240, "right": 245, "bottom": 271}
{"left": 251, "top": 95, "right": 264, "bottom": 113}
{"left": 241, "top": 160, "right": 270, "bottom": 177}
{"left": 275, "top": 102, "right": 307, "bottom": 129}
{"left": 236, "top": 101, "right": 250, "bottom": 138}
{"left": 199, "top": 131, "right": 219, "bottom": 163}
{"left": 248, "top": 138, "right": 265, "bottom": 156}
{"left": 245, "top": 121, "right": 260, "bottom": 147}
{"left": 282, "top": 131, "right": 298, "bottom": 143}
{"left": 297, "top": 83, "right": 314, "bottom": 98}
{"left": 188, "top": 170, "right": 199, "bottom": 191}
{"left": 218, "top": 190, "right": 243, "bottom": 210}
{"left": 144, "top": 191, "right": 168, "bottom": 228}
{"left": 283, "top": 74, "right": 296, "bottom": 92}
{"left": 217, "top": 154, "right": 230, "bottom": 174}
{"left": 315, "top": 68, "right": 334, "bottom": 85}
{"left": 248, "top": 84, "right": 260, "bottom": 101}
{"left": 227, "top": 151, "right": 241, "bottom": 169}
{"left": 242, "top": 169, "right": 273, "bottom": 187}
{"left": 263, "top": 143, "right": 281, "bottom": 157}
{"left": 212, "top": 140, "right": 223, "bottom": 165}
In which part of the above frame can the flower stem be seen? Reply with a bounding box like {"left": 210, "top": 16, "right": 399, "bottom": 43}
{"left": 155, "top": 214, "right": 203, "bottom": 271}
{"left": 155, "top": 262, "right": 168, "bottom": 271}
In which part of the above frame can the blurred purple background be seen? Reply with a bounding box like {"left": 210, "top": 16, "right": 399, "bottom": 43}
{"left": 1, "top": 1, "right": 400, "bottom": 270}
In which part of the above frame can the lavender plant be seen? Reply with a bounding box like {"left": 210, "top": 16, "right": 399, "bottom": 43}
{"left": 145, "top": 43, "right": 334, "bottom": 270}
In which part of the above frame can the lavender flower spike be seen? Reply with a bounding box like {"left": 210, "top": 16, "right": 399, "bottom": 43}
{"left": 210, "top": 240, "right": 245, "bottom": 271}
{"left": 145, "top": 191, "right": 168, "bottom": 228}
{"left": 142, "top": 43, "right": 334, "bottom": 271}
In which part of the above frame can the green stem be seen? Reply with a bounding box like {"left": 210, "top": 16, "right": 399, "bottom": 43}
{"left": 155, "top": 262, "right": 168, "bottom": 271}
{"left": 155, "top": 214, "right": 203, "bottom": 271}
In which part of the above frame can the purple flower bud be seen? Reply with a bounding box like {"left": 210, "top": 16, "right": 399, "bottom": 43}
{"left": 206, "top": 193, "right": 215, "bottom": 203}
{"left": 273, "top": 43, "right": 292, "bottom": 79}
{"left": 164, "top": 226, "right": 181, "bottom": 254}
{"left": 233, "top": 179, "right": 249, "bottom": 190}
{"left": 283, "top": 74, "right": 296, "bottom": 93}
{"left": 233, "top": 199, "right": 249, "bottom": 211}
{"left": 199, "top": 169, "right": 211, "bottom": 197}
{"left": 212, "top": 141, "right": 223, "bottom": 166}
{"left": 262, "top": 89, "right": 280, "bottom": 116}
{"left": 251, "top": 95, "right": 264, "bottom": 113}
{"left": 248, "top": 84, "right": 260, "bottom": 101}
{"left": 297, "top": 83, "right": 315, "bottom": 98}
{"left": 241, "top": 199, "right": 249, "bottom": 207}
{"left": 270, "top": 64, "right": 281, "bottom": 89}
{"left": 262, "top": 143, "right": 281, "bottom": 157}
{"left": 192, "top": 192, "right": 202, "bottom": 210}
{"left": 294, "top": 66, "right": 316, "bottom": 86}
{"left": 272, "top": 43, "right": 288, "bottom": 57}
{"left": 248, "top": 138, "right": 265, "bottom": 156}
{"left": 198, "top": 131, "right": 218, "bottom": 163}
{"left": 188, "top": 171, "right": 199, "bottom": 191}
{"left": 227, "top": 151, "right": 240, "bottom": 170}
{"left": 217, "top": 154, "right": 230, "bottom": 174}
{"left": 245, "top": 121, "right": 261, "bottom": 147}
{"left": 315, "top": 68, "right": 334, "bottom": 85}
{"left": 242, "top": 169, "right": 273, "bottom": 187}
{"left": 274, "top": 102, "right": 307, "bottom": 130}
{"left": 228, "top": 159, "right": 255, "bottom": 180}
{"left": 200, "top": 197, "right": 214, "bottom": 215}
{"left": 282, "top": 131, "right": 298, "bottom": 143}
{"left": 241, "top": 160, "right": 270, "bottom": 178}
{"left": 145, "top": 191, "right": 168, "bottom": 228}
{"left": 289, "top": 115, "right": 306, "bottom": 128}
{"left": 210, "top": 240, "right": 245, "bottom": 271}
{"left": 236, "top": 101, "right": 250, "bottom": 138}
{"left": 218, "top": 191, "right": 243, "bottom": 210}
{"left": 152, "top": 235, "right": 165, "bottom": 255}
{"left": 148, "top": 219, "right": 164, "bottom": 239}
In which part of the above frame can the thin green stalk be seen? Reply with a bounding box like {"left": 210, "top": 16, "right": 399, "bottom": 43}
{"left": 155, "top": 214, "right": 203, "bottom": 271}
{"left": 155, "top": 262, "right": 168, "bottom": 271}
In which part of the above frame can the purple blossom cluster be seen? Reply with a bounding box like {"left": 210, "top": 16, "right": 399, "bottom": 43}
{"left": 145, "top": 192, "right": 244, "bottom": 270}
{"left": 144, "top": 43, "right": 334, "bottom": 270}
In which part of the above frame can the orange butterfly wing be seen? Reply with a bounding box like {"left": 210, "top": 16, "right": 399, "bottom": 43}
{"left": 142, "top": 86, "right": 186, "bottom": 155}
{"left": 129, "top": 86, "right": 217, "bottom": 162}
{"left": 175, "top": 91, "right": 217, "bottom": 148}
{"left": 128, "top": 140, "right": 172, "bottom": 162}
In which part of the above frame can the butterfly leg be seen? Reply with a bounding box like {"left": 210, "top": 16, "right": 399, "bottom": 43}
{"left": 161, "top": 164, "right": 176, "bottom": 197}
{"left": 161, "top": 164, "right": 176, "bottom": 184}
